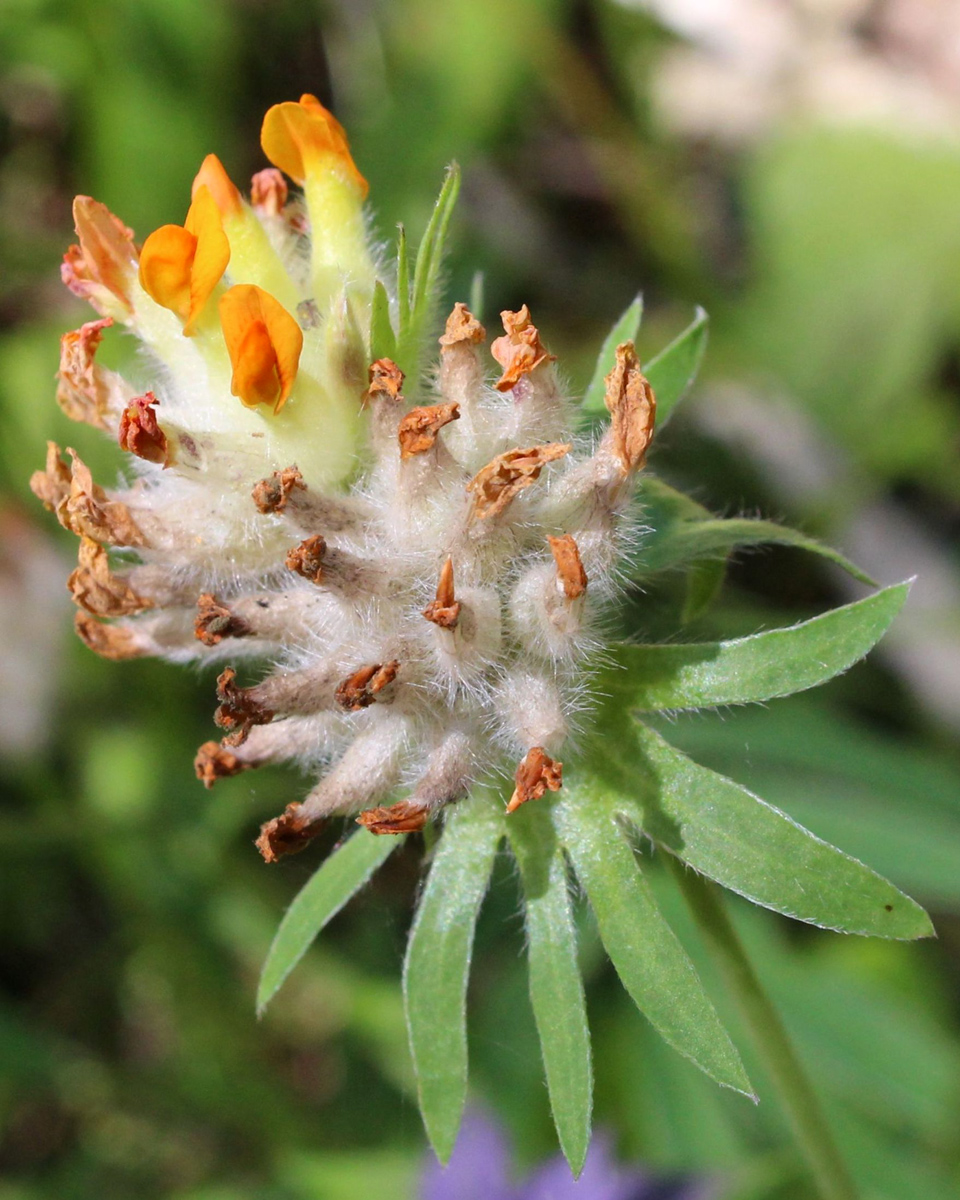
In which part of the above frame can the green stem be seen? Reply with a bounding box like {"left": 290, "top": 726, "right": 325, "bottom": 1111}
{"left": 669, "top": 861, "right": 859, "bottom": 1200}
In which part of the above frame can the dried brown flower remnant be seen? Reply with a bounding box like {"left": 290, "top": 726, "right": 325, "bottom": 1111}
{"left": 548, "top": 534, "right": 587, "bottom": 600}
{"left": 194, "top": 740, "right": 254, "bottom": 788}
{"left": 604, "top": 342, "right": 656, "bottom": 475}
{"left": 256, "top": 802, "right": 325, "bottom": 863}
{"left": 74, "top": 611, "right": 145, "bottom": 660}
{"left": 57, "top": 318, "right": 116, "bottom": 429}
{"left": 30, "top": 442, "right": 72, "bottom": 511}
{"left": 56, "top": 450, "right": 144, "bottom": 546}
{"left": 68, "top": 537, "right": 152, "bottom": 617}
{"left": 118, "top": 392, "right": 169, "bottom": 465}
{"left": 194, "top": 593, "right": 252, "bottom": 646}
{"left": 439, "top": 302, "right": 486, "bottom": 348}
{"left": 422, "top": 556, "right": 460, "bottom": 629}
{"left": 61, "top": 197, "right": 138, "bottom": 317}
{"left": 398, "top": 402, "right": 460, "bottom": 459}
{"left": 506, "top": 746, "right": 563, "bottom": 813}
{"left": 357, "top": 798, "right": 429, "bottom": 835}
{"left": 285, "top": 535, "right": 327, "bottom": 584}
{"left": 214, "top": 666, "right": 274, "bottom": 745}
{"left": 252, "top": 466, "right": 305, "bottom": 514}
{"left": 363, "top": 357, "right": 404, "bottom": 406}
{"left": 335, "top": 661, "right": 400, "bottom": 710}
{"left": 250, "top": 168, "right": 288, "bottom": 217}
{"left": 467, "top": 443, "right": 571, "bottom": 520}
{"left": 491, "top": 306, "right": 555, "bottom": 392}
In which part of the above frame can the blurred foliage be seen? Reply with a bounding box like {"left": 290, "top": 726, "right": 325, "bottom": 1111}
{"left": 2, "top": 1, "right": 960, "bottom": 1198}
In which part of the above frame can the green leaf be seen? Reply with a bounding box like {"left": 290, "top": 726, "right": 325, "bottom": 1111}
{"left": 645, "top": 307, "right": 709, "bottom": 425}
{"left": 369, "top": 280, "right": 397, "bottom": 363}
{"left": 257, "top": 831, "right": 400, "bottom": 1015}
{"left": 403, "top": 792, "right": 502, "bottom": 1162}
{"left": 617, "top": 723, "right": 933, "bottom": 939}
{"left": 396, "top": 224, "right": 410, "bottom": 334}
{"left": 681, "top": 556, "right": 727, "bottom": 624}
{"left": 581, "top": 295, "right": 643, "bottom": 413}
{"left": 553, "top": 783, "right": 753, "bottom": 1096}
{"left": 508, "top": 803, "right": 592, "bottom": 1175}
{"left": 607, "top": 582, "right": 910, "bottom": 711}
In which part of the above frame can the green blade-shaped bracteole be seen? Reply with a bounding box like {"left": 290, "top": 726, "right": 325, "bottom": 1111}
{"left": 554, "top": 781, "right": 753, "bottom": 1097}
{"left": 257, "top": 830, "right": 401, "bottom": 1015}
{"left": 607, "top": 582, "right": 910, "bottom": 712}
{"left": 508, "top": 803, "right": 592, "bottom": 1175}
{"left": 645, "top": 307, "right": 709, "bottom": 425}
{"left": 608, "top": 724, "right": 933, "bottom": 939}
{"left": 369, "top": 279, "right": 397, "bottom": 363}
{"left": 404, "top": 792, "right": 503, "bottom": 1162}
{"left": 581, "top": 295, "right": 643, "bottom": 414}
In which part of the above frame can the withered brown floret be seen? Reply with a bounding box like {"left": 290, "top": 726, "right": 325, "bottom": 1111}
{"left": 335, "top": 661, "right": 400, "bottom": 710}
{"left": 490, "top": 305, "right": 555, "bottom": 391}
{"left": 68, "top": 536, "right": 152, "bottom": 616}
{"left": 467, "top": 443, "right": 571, "bottom": 520}
{"left": 548, "top": 534, "right": 588, "bottom": 600}
{"left": 363, "top": 357, "right": 404, "bottom": 406}
{"left": 604, "top": 342, "right": 656, "bottom": 475}
{"left": 357, "top": 799, "right": 430, "bottom": 835}
{"left": 74, "top": 611, "right": 145, "bottom": 660}
{"left": 506, "top": 746, "right": 563, "bottom": 813}
{"left": 56, "top": 449, "right": 144, "bottom": 546}
{"left": 57, "top": 318, "right": 114, "bottom": 429}
{"left": 439, "top": 302, "right": 486, "bottom": 348}
{"left": 285, "top": 534, "right": 327, "bottom": 584}
{"left": 422, "top": 556, "right": 461, "bottom": 629}
{"left": 194, "top": 593, "right": 253, "bottom": 646}
{"left": 252, "top": 465, "right": 305, "bottom": 514}
{"left": 118, "top": 391, "right": 169, "bottom": 465}
{"left": 256, "top": 803, "right": 325, "bottom": 863}
{"left": 29, "top": 442, "right": 72, "bottom": 511}
{"left": 194, "top": 740, "right": 254, "bottom": 789}
{"left": 214, "top": 666, "right": 275, "bottom": 746}
{"left": 397, "top": 402, "right": 460, "bottom": 459}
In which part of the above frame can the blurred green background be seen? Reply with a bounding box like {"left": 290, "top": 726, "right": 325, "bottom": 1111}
{"left": 2, "top": 1, "right": 960, "bottom": 1197}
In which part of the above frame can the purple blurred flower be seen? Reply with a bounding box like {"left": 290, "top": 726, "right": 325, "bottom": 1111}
{"left": 421, "top": 1113, "right": 713, "bottom": 1200}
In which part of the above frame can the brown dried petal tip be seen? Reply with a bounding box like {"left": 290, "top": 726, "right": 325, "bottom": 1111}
{"left": 68, "top": 536, "right": 152, "bottom": 617}
{"left": 74, "top": 611, "right": 145, "bottom": 660}
{"left": 547, "top": 534, "right": 587, "bottom": 600}
{"left": 423, "top": 556, "right": 461, "bottom": 629}
{"left": 194, "top": 593, "right": 252, "bottom": 646}
{"left": 439, "top": 302, "right": 486, "bottom": 348}
{"left": 285, "top": 535, "right": 327, "bottom": 585}
{"left": 357, "top": 799, "right": 429, "bottom": 835}
{"left": 30, "top": 442, "right": 72, "bottom": 511}
{"left": 57, "top": 318, "right": 113, "bottom": 430}
{"left": 335, "top": 661, "right": 400, "bottom": 711}
{"left": 397, "top": 402, "right": 460, "bottom": 460}
{"left": 53, "top": 449, "right": 143, "bottom": 546}
{"left": 252, "top": 466, "right": 304, "bottom": 514}
{"left": 467, "top": 443, "right": 571, "bottom": 520}
{"left": 490, "top": 305, "right": 555, "bottom": 391}
{"left": 214, "top": 667, "right": 274, "bottom": 746}
{"left": 363, "top": 358, "right": 404, "bottom": 406}
{"left": 194, "top": 741, "right": 254, "bottom": 789}
{"left": 256, "top": 803, "right": 325, "bottom": 863}
{"left": 604, "top": 342, "right": 656, "bottom": 475}
{"left": 118, "top": 391, "right": 169, "bottom": 465}
{"left": 506, "top": 746, "right": 563, "bottom": 814}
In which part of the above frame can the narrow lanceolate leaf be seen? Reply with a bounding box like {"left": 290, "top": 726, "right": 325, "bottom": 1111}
{"left": 508, "top": 803, "right": 592, "bottom": 1175}
{"left": 396, "top": 224, "right": 410, "bottom": 334}
{"left": 554, "top": 783, "right": 753, "bottom": 1097}
{"left": 257, "top": 831, "right": 401, "bottom": 1015}
{"left": 618, "top": 723, "right": 934, "bottom": 940}
{"left": 607, "top": 582, "right": 910, "bottom": 712}
{"left": 404, "top": 793, "right": 502, "bottom": 1162}
{"left": 635, "top": 515, "right": 873, "bottom": 586}
{"left": 644, "top": 306, "right": 709, "bottom": 425}
{"left": 369, "top": 279, "right": 397, "bottom": 363}
{"left": 582, "top": 295, "right": 643, "bottom": 413}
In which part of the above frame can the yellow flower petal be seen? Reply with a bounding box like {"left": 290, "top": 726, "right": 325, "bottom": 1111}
{"left": 260, "top": 93, "right": 368, "bottom": 197}
{"left": 138, "top": 224, "right": 196, "bottom": 320}
{"left": 191, "top": 154, "right": 243, "bottom": 218}
{"left": 219, "top": 284, "right": 303, "bottom": 413}
{"left": 183, "top": 186, "right": 230, "bottom": 334}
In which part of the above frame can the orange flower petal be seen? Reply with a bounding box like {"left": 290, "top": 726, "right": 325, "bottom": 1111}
{"left": 138, "top": 224, "right": 197, "bottom": 319}
{"left": 191, "top": 154, "right": 243, "bottom": 218}
{"left": 219, "top": 284, "right": 303, "bottom": 413}
{"left": 183, "top": 186, "right": 230, "bottom": 334}
{"left": 260, "top": 93, "right": 368, "bottom": 197}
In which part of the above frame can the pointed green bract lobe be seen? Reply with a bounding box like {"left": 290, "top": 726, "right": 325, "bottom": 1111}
{"left": 645, "top": 307, "right": 709, "bottom": 425}
{"left": 369, "top": 279, "right": 397, "bottom": 362}
{"left": 582, "top": 295, "right": 643, "bottom": 414}
{"left": 257, "top": 830, "right": 401, "bottom": 1014}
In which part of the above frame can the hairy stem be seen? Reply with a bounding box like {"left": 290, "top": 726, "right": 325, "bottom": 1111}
{"left": 669, "top": 861, "right": 859, "bottom": 1200}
